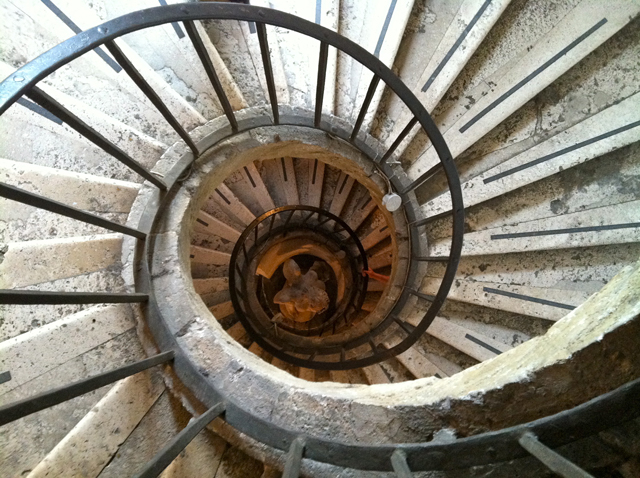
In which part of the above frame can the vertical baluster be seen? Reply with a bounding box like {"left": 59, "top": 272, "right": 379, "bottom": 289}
{"left": 282, "top": 436, "right": 306, "bottom": 478}
{"left": 183, "top": 20, "right": 238, "bottom": 133}
{"left": 519, "top": 432, "right": 595, "bottom": 478}
{"left": 315, "top": 42, "right": 329, "bottom": 127}
{"left": 104, "top": 40, "right": 200, "bottom": 156}
{"left": 390, "top": 449, "right": 413, "bottom": 478}
{"left": 350, "top": 75, "right": 380, "bottom": 141}
{"left": 256, "top": 22, "right": 279, "bottom": 124}
{"left": 379, "top": 117, "right": 418, "bottom": 164}
{"left": 25, "top": 87, "right": 166, "bottom": 190}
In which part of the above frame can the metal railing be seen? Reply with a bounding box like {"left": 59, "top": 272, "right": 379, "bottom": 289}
{"left": 229, "top": 205, "right": 374, "bottom": 369}
{"left": 0, "top": 3, "right": 634, "bottom": 477}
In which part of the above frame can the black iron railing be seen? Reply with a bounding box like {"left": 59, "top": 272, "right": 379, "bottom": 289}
{"left": 0, "top": 3, "right": 634, "bottom": 477}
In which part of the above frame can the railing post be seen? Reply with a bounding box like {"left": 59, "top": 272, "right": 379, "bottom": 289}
{"left": 315, "top": 42, "right": 329, "bottom": 128}
{"left": 256, "top": 22, "right": 279, "bottom": 125}
{"left": 519, "top": 432, "right": 595, "bottom": 478}
{"left": 104, "top": 40, "right": 200, "bottom": 156}
{"left": 134, "top": 402, "right": 226, "bottom": 478}
{"left": 390, "top": 449, "right": 413, "bottom": 477}
{"left": 282, "top": 436, "right": 306, "bottom": 478}
{"left": 183, "top": 20, "right": 238, "bottom": 133}
{"left": 0, "top": 351, "right": 174, "bottom": 426}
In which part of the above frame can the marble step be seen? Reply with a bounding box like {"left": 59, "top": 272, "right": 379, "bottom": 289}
{"left": 0, "top": 159, "right": 140, "bottom": 242}
{"left": 422, "top": 92, "right": 640, "bottom": 218}
{"left": 406, "top": 0, "right": 640, "bottom": 183}
{"left": 336, "top": 0, "right": 415, "bottom": 130}
{"left": 0, "top": 61, "right": 167, "bottom": 177}
{"left": 3, "top": 0, "right": 197, "bottom": 144}
{"left": 0, "top": 326, "right": 145, "bottom": 477}
{"left": 84, "top": 0, "right": 247, "bottom": 118}
{"left": 379, "top": 0, "right": 511, "bottom": 151}
{"left": 0, "top": 304, "right": 134, "bottom": 397}
{"left": 429, "top": 200, "right": 640, "bottom": 256}
{"left": 421, "top": 278, "right": 591, "bottom": 321}
{"left": 265, "top": 0, "right": 339, "bottom": 113}
{"left": 27, "top": 371, "right": 164, "bottom": 478}
{"left": 418, "top": 316, "right": 513, "bottom": 362}
{"left": 190, "top": 245, "right": 231, "bottom": 266}
{"left": 0, "top": 234, "right": 122, "bottom": 289}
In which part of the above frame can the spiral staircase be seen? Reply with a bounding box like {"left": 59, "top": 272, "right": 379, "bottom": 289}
{"left": 1, "top": 0, "right": 640, "bottom": 476}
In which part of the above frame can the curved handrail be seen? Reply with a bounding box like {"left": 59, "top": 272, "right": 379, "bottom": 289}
{"left": 0, "top": 2, "right": 464, "bottom": 366}
{"left": 0, "top": 3, "right": 470, "bottom": 474}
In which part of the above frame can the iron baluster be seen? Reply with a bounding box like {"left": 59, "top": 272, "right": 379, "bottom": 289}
{"left": 0, "top": 182, "right": 147, "bottom": 239}
{"left": 104, "top": 40, "right": 200, "bottom": 156}
{"left": 24, "top": 88, "right": 167, "bottom": 190}
{"left": 256, "top": 22, "right": 279, "bottom": 124}
{"left": 183, "top": 20, "right": 238, "bottom": 133}
{"left": 315, "top": 42, "right": 329, "bottom": 128}
{"left": 0, "top": 351, "right": 174, "bottom": 426}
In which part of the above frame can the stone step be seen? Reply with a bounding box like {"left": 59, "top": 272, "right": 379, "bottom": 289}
{"left": 240, "top": 161, "right": 276, "bottom": 213}
{"left": 305, "top": 158, "right": 326, "bottom": 208}
{"left": 416, "top": 316, "right": 512, "bottom": 362}
{"left": 406, "top": 0, "right": 640, "bottom": 183}
{"left": 422, "top": 278, "right": 591, "bottom": 322}
{"left": 210, "top": 183, "right": 256, "bottom": 227}
{"left": 275, "top": 156, "right": 300, "bottom": 205}
{"left": 0, "top": 89, "right": 165, "bottom": 184}
{"left": 428, "top": 242, "right": 640, "bottom": 294}
{"left": 0, "top": 61, "right": 168, "bottom": 176}
{"left": 209, "top": 301, "right": 235, "bottom": 321}
{"left": 0, "top": 158, "right": 140, "bottom": 242}
{"left": 430, "top": 200, "right": 640, "bottom": 256}
{"left": 382, "top": 338, "right": 447, "bottom": 379}
{"left": 194, "top": 210, "right": 242, "bottom": 243}
{"left": 362, "top": 363, "right": 391, "bottom": 384}
{"left": 53, "top": 0, "right": 207, "bottom": 129}
{"left": 238, "top": 0, "right": 290, "bottom": 107}
{"left": 0, "top": 234, "right": 122, "bottom": 289}
{"left": 84, "top": 0, "right": 246, "bottom": 118}
{"left": 422, "top": 92, "right": 640, "bottom": 218}
{"left": 346, "top": 194, "right": 377, "bottom": 231}
{"left": 264, "top": 0, "right": 339, "bottom": 112}
{"left": 328, "top": 171, "right": 355, "bottom": 217}
{"left": 0, "top": 304, "right": 134, "bottom": 396}
{"left": 193, "top": 277, "right": 230, "bottom": 296}
{"left": 0, "top": 327, "right": 145, "bottom": 476}
{"left": 368, "top": 245, "right": 393, "bottom": 270}
{"left": 26, "top": 371, "right": 164, "bottom": 478}
{"left": 0, "top": 158, "right": 139, "bottom": 213}
{"left": 379, "top": 0, "right": 511, "bottom": 151}
{"left": 336, "top": 0, "right": 415, "bottom": 130}
{"left": 3, "top": 0, "right": 194, "bottom": 144}
{"left": 190, "top": 245, "right": 231, "bottom": 265}
{"left": 360, "top": 223, "right": 391, "bottom": 251}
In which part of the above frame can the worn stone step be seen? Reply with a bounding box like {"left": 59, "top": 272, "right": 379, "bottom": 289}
{"left": 378, "top": 0, "right": 511, "bottom": 152}
{"left": 0, "top": 304, "right": 135, "bottom": 396}
{"left": 265, "top": 0, "right": 339, "bottom": 112}
{"left": 421, "top": 278, "right": 591, "bottom": 322}
{"left": 85, "top": 0, "right": 246, "bottom": 118}
{"left": 422, "top": 92, "right": 640, "bottom": 218}
{"left": 416, "top": 315, "right": 512, "bottom": 362}
{"left": 0, "top": 234, "right": 122, "bottom": 289}
{"left": 3, "top": 0, "right": 195, "bottom": 144}
{"left": 430, "top": 200, "right": 640, "bottom": 256}
{"left": 406, "top": 0, "right": 640, "bottom": 183}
